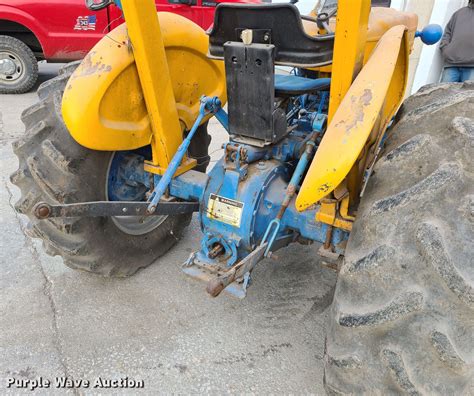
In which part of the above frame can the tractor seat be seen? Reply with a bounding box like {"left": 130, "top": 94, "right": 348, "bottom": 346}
{"left": 274, "top": 75, "right": 331, "bottom": 96}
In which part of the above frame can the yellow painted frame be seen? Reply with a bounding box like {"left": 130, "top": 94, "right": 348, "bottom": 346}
{"left": 296, "top": 25, "right": 409, "bottom": 211}
{"left": 327, "top": 0, "right": 371, "bottom": 122}
{"left": 120, "top": 0, "right": 185, "bottom": 173}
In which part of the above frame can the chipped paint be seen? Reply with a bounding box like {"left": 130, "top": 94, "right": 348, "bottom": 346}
{"left": 345, "top": 89, "right": 373, "bottom": 132}
{"left": 61, "top": 11, "right": 226, "bottom": 154}
{"left": 72, "top": 51, "right": 113, "bottom": 78}
{"left": 318, "top": 183, "right": 332, "bottom": 193}
{"left": 296, "top": 26, "right": 408, "bottom": 211}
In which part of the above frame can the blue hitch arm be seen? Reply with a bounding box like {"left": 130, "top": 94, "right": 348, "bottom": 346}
{"left": 207, "top": 98, "right": 229, "bottom": 132}
{"left": 147, "top": 96, "right": 223, "bottom": 214}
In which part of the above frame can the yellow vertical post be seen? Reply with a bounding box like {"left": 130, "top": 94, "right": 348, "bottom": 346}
{"left": 120, "top": 0, "right": 195, "bottom": 175}
{"left": 327, "top": 0, "right": 371, "bottom": 122}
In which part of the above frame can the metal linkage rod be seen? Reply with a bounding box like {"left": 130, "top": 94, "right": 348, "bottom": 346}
{"left": 147, "top": 96, "right": 227, "bottom": 214}
{"left": 260, "top": 134, "right": 317, "bottom": 256}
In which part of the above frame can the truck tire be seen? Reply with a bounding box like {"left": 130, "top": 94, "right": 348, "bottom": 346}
{"left": 324, "top": 82, "right": 474, "bottom": 394}
{"left": 0, "top": 35, "right": 38, "bottom": 94}
{"left": 10, "top": 63, "right": 211, "bottom": 276}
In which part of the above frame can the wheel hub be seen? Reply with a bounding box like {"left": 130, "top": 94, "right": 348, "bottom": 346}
{"left": 0, "top": 52, "right": 24, "bottom": 82}
{"left": 106, "top": 149, "right": 168, "bottom": 236}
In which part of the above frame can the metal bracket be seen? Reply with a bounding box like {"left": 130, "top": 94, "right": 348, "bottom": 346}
{"left": 183, "top": 233, "right": 295, "bottom": 298}
{"left": 206, "top": 243, "right": 268, "bottom": 297}
{"left": 33, "top": 201, "right": 199, "bottom": 219}
{"left": 146, "top": 96, "right": 224, "bottom": 214}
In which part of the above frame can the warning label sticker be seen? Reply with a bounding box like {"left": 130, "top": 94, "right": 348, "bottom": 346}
{"left": 206, "top": 194, "right": 244, "bottom": 227}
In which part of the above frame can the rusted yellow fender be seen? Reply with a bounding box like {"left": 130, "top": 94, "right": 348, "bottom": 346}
{"left": 62, "top": 12, "right": 226, "bottom": 152}
{"left": 295, "top": 25, "right": 409, "bottom": 211}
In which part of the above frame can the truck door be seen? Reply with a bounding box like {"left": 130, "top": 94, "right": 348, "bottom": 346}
{"left": 25, "top": 0, "right": 110, "bottom": 61}
{"left": 108, "top": 0, "right": 206, "bottom": 30}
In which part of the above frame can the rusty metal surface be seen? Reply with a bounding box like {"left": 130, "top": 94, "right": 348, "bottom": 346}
{"left": 206, "top": 243, "right": 268, "bottom": 298}
{"left": 2, "top": 76, "right": 334, "bottom": 393}
{"left": 33, "top": 201, "right": 199, "bottom": 219}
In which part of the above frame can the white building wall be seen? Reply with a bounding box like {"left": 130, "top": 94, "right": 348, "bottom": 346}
{"left": 411, "top": 0, "right": 468, "bottom": 93}
{"left": 275, "top": 0, "right": 469, "bottom": 93}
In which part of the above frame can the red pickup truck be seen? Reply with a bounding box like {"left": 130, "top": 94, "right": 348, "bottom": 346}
{"left": 0, "top": 0, "right": 256, "bottom": 94}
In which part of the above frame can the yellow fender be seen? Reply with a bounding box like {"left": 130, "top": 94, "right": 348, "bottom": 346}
{"left": 62, "top": 12, "right": 226, "bottom": 152}
{"left": 296, "top": 25, "right": 409, "bottom": 211}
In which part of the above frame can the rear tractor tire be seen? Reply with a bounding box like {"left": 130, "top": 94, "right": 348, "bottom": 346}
{"left": 10, "top": 63, "right": 211, "bottom": 276}
{"left": 325, "top": 82, "right": 474, "bottom": 394}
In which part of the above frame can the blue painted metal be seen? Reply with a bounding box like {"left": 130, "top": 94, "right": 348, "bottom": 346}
{"left": 166, "top": 170, "right": 208, "bottom": 202}
{"left": 201, "top": 234, "right": 239, "bottom": 266}
{"left": 260, "top": 219, "right": 280, "bottom": 256}
{"left": 198, "top": 158, "right": 290, "bottom": 264}
{"left": 110, "top": 92, "right": 349, "bottom": 258}
{"left": 193, "top": 158, "right": 349, "bottom": 268}
{"left": 167, "top": 92, "right": 349, "bottom": 270}
{"left": 259, "top": 138, "right": 316, "bottom": 256}
{"left": 317, "top": 91, "right": 328, "bottom": 115}
{"left": 107, "top": 147, "right": 151, "bottom": 202}
{"left": 291, "top": 140, "right": 315, "bottom": 184}
{"left": 274, "top": 75, "right": 331, "bottom": 94}
{"left": 147, "top": 101, "right": 207, "bottom": 213}
{"left": 312, "top": 114, "right": 327, "bottom": 133}
{"left": 123, "top": 89, "right": 352, "bottom": 295}
{"left": 107, "top": 146, "right": 208, "bottom": 204}
{"left": 415, "top": 24, "right": 443, "bottom": 45}
{"left": 204, "top": 97, "right": 229, "bottom": 131}
{"left": 147, "top": 96, "right": 225, "bottom": 213}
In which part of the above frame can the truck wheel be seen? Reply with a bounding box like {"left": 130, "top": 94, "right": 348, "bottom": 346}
{"left": 10, "top": 63, "right": 211, "bottom": 276}
{"left": 0, "top": 35, "right": 38, "bottom": 94}
{"left": 324, "top": 82, "right": 474, "bottom": 394}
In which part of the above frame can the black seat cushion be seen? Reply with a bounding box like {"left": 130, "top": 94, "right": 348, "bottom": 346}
{"left": 208, "top": 4, "right": 334, "bottom": 67}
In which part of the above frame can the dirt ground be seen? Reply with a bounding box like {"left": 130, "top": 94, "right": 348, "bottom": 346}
{"left": 0, "top": 63, "right": 336, "bottom": 394}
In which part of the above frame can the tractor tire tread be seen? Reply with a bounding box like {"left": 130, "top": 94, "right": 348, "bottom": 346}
{"left": 10, "top": 63, "right": 211, "bottom": 276}
{"left": 324, "top": 83, "right": 474, "bottom": 394}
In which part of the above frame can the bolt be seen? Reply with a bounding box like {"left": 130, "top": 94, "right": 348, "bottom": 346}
{"left": 35, "top": 203, "right": 51, "bottom": 219}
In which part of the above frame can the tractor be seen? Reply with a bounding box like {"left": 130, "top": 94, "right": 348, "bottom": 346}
{"left": 11, "top": 0, "right": 473, "bottom": 393}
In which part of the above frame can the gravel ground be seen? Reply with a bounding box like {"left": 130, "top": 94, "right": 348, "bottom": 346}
{"left": 0, "top": 62, "right": 335, "bottom": 395}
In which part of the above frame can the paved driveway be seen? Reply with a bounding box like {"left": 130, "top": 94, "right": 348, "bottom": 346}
{"left": 0, "top": 63, "right": 335, "bottom": 394}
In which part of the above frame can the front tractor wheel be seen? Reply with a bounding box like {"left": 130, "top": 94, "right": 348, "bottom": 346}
{"left": 10, "top": 64, "right": 210, "bottom": 276}
{"left": 324, "top": 82, "right": 474, "bottom": 394}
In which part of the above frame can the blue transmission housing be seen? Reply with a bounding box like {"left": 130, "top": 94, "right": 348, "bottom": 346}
{"left": 108, "top": 90, "right": 350, "bottom": 297}
{"left": 184, "top": 92, "right": 349, "bottom": 277}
